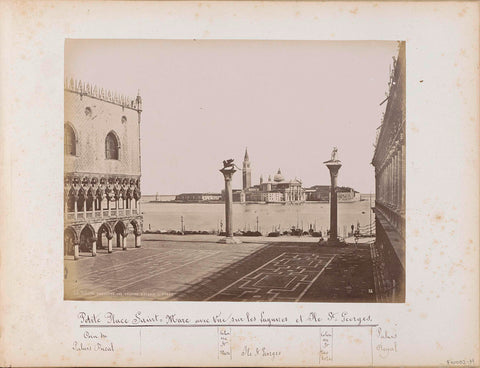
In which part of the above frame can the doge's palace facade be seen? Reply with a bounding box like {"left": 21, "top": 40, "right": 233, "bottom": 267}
{"left": 64, "top": 79, "right": 143, "bottom": 260}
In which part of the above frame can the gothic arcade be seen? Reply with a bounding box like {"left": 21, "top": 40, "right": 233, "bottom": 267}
{"left": 64, "top": 79, "right": 144, "bottom": 259}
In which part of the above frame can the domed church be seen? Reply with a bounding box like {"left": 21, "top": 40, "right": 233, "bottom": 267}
{"left": 238, "top": 149, "right": 306, "bottom": 204}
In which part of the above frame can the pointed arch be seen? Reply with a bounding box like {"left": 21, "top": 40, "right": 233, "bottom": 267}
{"left": 97, "top": 222, "right": 113, "bottom": 249}
{"left": 113, "top": 221, "right": 127, "bottom": 248}
{"left": 130, "top": 219, "right": 142, "bottom": 236}
{"left": 113, "top": 221, "right": 127, "bottom": 236}
{"left": 64, "top": 226, "right": 78, "bottom": 243}
{"left": 105, "top": 130, "right": 120, "bottom": 160}
{"left": 64, "top": 227, "right": 78, "bottom": 256}
{"left": 126, "top": 187, "right": 133, "bottom": 199}
{"left": 66, "top": 188, "right": 77, "bottom": 212}
{"left": 64, "top": 122, "right": 78, "bottom": 156}
{"left": 80, "top": 223, "right": 96, "bottom": 238}
{"left": 79, "top": 224, "right": 96, "bottom": 252}
{"left": 85, "top": 187, "right": 95, "bottom": 211}
{"left": 98, "top": 222, "right": 113, "bottom": 239}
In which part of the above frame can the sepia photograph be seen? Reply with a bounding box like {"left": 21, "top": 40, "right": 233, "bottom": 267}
{"left": 2, "top": 1, "right": 479, "bottom": 366}
{"left": 64, "top": 39, "right": 406, "bottom": 303}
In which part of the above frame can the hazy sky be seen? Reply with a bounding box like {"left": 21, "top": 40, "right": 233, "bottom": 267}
{"left": 65, "top": 40, "right": 398, "bottom": 194}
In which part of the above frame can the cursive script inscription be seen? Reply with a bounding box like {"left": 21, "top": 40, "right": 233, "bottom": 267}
{"left": 320, "top": 328, "right": 333, "bottom": 362}
{"left": 240, "top": 345, "right": 282, "bottom": 361}
{"left": 78, "top": 312, "right": 101, "bottom": 324}
{"left": 217, "top": 327, "right": 232, "bottom": 360}
{"left": 375, "top": 327, "right": 398, "bottom": 359}
{"left": 72, "top": 329, "right": 113, "bottom": 353}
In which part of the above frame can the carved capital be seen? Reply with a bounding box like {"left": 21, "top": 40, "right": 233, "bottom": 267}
{"left": 220, "top": 168, "right": 236, "bottom": 181}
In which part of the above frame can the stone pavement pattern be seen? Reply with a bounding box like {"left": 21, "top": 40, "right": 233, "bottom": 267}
{"left": 205, "top": 252, "right": 336, "bottom": 302}
{"left": 65, "top": 234, "right": 375, "bottom": 302}
{"left": 65, "top": 236, "right": 265, "bottom": 300}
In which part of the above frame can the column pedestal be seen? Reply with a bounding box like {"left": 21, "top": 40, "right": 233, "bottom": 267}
{"left": 218, "top": 236, "right": 242, "bottom": 244}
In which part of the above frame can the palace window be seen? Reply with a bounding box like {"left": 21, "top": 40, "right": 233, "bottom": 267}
{"left": 64, "top": 124, "right": 76, "bottom": 155}
{"left": 105, "top": 131, "right": 120, "bottom": 160}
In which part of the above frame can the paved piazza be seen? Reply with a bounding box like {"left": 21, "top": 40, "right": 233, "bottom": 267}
{"left": 65, "top": 234, "right": 375, "bottom": 302}
{"left": 205, "top": 252, "right": 336, "bottom": 302}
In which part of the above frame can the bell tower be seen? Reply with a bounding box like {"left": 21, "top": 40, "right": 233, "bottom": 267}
{"left": 242, "top": 147, "right": 252, "bottom": 190}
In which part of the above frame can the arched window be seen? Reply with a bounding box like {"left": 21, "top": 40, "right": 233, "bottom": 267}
{"left": 64, "top": 124, "right": 76, "bottom": 155}
{"left": 105, "top": 131, "right": 119, "bottom": 160}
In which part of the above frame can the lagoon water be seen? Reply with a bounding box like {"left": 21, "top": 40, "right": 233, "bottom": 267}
{"left": 141, "top": 197, "right": 374, "bottom": 236}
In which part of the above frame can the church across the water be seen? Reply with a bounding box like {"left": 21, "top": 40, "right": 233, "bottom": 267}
{"left": 233, "top": 149, "right": 306, "bottom": 204}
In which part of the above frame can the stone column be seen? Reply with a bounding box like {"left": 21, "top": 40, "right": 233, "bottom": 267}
{"left": 324, "top": 157, "right": 342, "bottom": 245}
{"left": 122, "top": 233, "right": 128, "bottom": 250}
{"left": 74, "top": 198, "right": 78, "bottom": 220}
{"left": 219, "top": 166, "right": 241, "bottom": 244}
{"left": 91, "top": 239, "right": 97, "bottom": 257}
{"left": 74, "top": 242, "right": 80, "bottom": 260}
{"left": 107, "top": 236, "right": 113, "bottom": 253}
{"left": 135, "top": 233, "right": 141, "bottom": 248}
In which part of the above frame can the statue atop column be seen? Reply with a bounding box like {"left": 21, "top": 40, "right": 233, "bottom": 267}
{"left": 331, "top": 147, "right": 339, "bottom": 161}
{"left": 222, "top": 158, "right": 235, "bottom": 171}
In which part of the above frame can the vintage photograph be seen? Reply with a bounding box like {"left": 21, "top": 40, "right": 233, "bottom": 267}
{"left": 64, "top": 40, "right": 405, "bottom": 303}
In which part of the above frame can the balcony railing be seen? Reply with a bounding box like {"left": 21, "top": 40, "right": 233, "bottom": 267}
{"left": 65, "top": 208, "right": 140, "bottom": 222}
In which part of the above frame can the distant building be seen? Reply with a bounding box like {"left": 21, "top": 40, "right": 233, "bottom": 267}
{"left": 242, "top": 148, "right": 252, "bottom": 190}
{"left": 232, "top": 189, "right": 245, "bottom": 203}
{"left": 371, "top": 42, "right": 405, "bottom": 302}
{"left": 237, "top": 150, "right": 306, "bottom": 203}
{"left": 147, "top": 194, "right": 176, "bottom": 202}
{"left": 305, "top": 185, "right": 330, "bottom": 201}
{"left": 175, "top": 193, "right": 222, "bottom": 202}
{"left": 64, "top": 78, "right": 143, "bottom": 260}
{"left": 337, "top": 187, "right": 361, "bottom": 202}
{"left": 305, "top": 185, "right": 360, "bottom": 202}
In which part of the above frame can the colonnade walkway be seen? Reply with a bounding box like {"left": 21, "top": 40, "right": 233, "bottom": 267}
{"left": 64, "top": 234, "right": 375, "bottom": 302}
